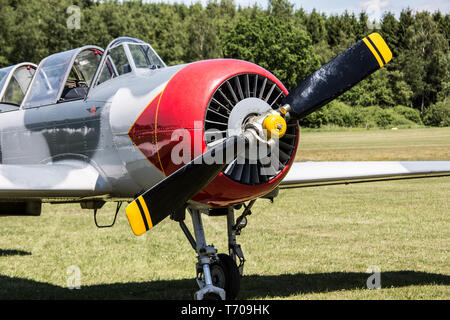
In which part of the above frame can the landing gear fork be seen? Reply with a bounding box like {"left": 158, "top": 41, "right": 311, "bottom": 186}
{"left": 178, "top": 203, "right": 252, "bottom": 300}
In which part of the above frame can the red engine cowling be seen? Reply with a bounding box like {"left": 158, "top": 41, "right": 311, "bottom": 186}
{"left": 128, "top": 59, "right": 299, "bottom": 207}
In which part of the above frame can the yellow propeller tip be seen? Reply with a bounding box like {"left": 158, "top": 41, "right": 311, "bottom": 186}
{"left": 364, "top": 33, "right": 393, "bottom": 67}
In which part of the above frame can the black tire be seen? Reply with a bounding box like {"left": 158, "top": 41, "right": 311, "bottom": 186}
{"left": 202, "top": 293, "right": 222, "bottom": 300}
{"left": 210, "top": 253, "right": 241, "bottom": 300}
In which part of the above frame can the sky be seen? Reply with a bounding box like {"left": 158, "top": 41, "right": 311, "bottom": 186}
{"left": 144, "top": 0, "right": 450, "bottom": 20}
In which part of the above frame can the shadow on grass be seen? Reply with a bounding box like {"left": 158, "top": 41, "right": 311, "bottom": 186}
{"left": 239, "top": 271, "right": 450, "bottom": 299}
{"left": 0, "top": 271, "right": 448, "bottom": 300}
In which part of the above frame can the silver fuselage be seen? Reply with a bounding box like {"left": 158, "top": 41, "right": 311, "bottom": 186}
{"left": 0, "top": 65, "right": 183, "bottom": 201}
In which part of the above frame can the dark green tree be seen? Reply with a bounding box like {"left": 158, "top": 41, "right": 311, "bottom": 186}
{"left": 223, "top": 13, "right": 320, "bottom": 90}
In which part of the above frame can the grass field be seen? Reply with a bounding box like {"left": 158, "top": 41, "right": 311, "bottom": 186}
{"left": 0, "top": 127, "right": 449, "bottom": 300}
{"left": 295, "top": 127, "right": 450, "bottom": 161}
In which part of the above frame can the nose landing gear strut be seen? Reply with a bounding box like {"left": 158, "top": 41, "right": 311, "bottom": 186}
{"left": 177, "top": 201, "right": 254, "bottom": 300}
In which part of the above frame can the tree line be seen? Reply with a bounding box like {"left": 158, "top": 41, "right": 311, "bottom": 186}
{"left": 0, "top": 0, "right": 448, "bottom": 127}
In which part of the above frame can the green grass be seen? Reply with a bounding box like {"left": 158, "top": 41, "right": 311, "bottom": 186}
{"left": 296, "top": 127, "right": 450, "bottom": 161}
{"left": 0, "top": 127, "right": 449, "bottom": 300}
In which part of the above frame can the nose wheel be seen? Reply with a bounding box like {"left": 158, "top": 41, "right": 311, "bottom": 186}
{"left": 202, "top": 253, "right": 241, "bottom": 300}
{"left": 178, "top": 207, "right": 247, "bottom": 300}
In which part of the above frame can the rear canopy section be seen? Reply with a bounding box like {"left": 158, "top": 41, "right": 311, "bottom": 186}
{"left": 0, "top": 63, "right": 36, "bottom": 111}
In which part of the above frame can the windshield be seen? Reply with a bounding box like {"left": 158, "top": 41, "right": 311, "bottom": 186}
{"left": 128, "top": 44, "right": 165, "bottom": 70}
{"left": 94, "top": 38, "right": 166, "bottom": 86}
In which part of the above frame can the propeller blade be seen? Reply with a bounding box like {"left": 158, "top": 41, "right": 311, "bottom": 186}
{"left": 126, "top": 134, "right": 248, "bottom": 236}
{"left": 282, "top": 33, "right": 392, "bottom": 119}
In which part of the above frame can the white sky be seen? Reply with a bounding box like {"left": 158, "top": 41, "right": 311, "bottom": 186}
{"left": 144, "top": 0, "right": 450, "bottom": 19}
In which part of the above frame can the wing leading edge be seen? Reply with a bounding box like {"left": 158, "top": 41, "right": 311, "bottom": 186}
{"left": 280, "top": 161, "right": 450, "bottom": 188}
{"left": 1, "top": 160, "right": 448, "bottom": 198}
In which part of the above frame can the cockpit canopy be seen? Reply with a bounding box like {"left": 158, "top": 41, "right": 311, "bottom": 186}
{"left": 0, "top": 63, "right": 36, "bottom": 111}
{"left": 21, "top": 37, "right": 165, "bottom": 109}
{"left": 23, "top": 46, "right": 104, "bottom": 108}
{"left": 93, "top": 37, "right": 166, "bottom": 87}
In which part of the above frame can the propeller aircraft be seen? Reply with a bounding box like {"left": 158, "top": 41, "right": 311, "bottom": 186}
{"left": 0, "top": 34, "right": 449, "bottom": 300}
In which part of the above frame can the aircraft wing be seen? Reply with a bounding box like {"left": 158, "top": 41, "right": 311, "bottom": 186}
{"left": 0, "top": 161, "right": 111, "bottom": 199}
{"left": 280, "top": 161, "right": 450, "bottom": 188}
